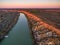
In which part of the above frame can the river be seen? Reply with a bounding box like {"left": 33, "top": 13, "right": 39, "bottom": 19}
{"left": 0, "top": 13, "right": 33, "bottom": 45}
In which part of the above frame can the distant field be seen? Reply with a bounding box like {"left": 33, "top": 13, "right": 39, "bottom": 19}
{"left": 27, "top": 9, "right": 60, "bottom": 29}
{"left": 0, "top": 9, "right": 60, "bottom": 29}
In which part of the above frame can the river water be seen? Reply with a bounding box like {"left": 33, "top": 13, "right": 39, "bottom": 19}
{"left": 0, "top": 13, "right": 33, "bottom": 45}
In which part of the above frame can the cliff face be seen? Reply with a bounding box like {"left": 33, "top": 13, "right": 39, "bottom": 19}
{"left": 18, "top": 10, "right": 60, "bottom": 45}
{"left": 0, "top": 10, "right": 20, "bottom": 40}
{"left": 24, "top": 11, "right": 60, "bottom": 45}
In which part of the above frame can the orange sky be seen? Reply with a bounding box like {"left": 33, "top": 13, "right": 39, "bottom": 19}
{"left": 0, "top": 0, "right": 60, "bottom": 8}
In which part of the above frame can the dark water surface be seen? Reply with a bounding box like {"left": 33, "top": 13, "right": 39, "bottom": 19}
{"left": 0, "top": 13, "right": 33, "bottom": 45}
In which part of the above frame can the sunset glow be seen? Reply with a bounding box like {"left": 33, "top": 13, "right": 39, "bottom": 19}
{"left": 0, "top": 0, "right": 60, "bottom": 8}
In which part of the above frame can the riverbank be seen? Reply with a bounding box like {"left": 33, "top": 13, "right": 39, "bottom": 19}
{"left": 0, "top": 10, "right": 20, "bottom": 40}
{"left": 0, "top": 10, "right": 60, "bottom": 45}
{"left": 27, "top": 16, "right": 60, "bottom": 45}
{"left": 24, "top": 11, "right": 60, "bottom": 45}
{"left": 27, "top": 10, "right": 60, "bottom": 29}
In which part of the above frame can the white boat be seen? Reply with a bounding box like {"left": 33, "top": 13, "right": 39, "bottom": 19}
{"left": 5, "top": 35, "right": 8, "bottom": 38}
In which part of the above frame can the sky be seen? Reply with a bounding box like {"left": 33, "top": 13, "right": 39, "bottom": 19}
{"left": 0, "top": 0, "right": 60, "bottom": 8}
